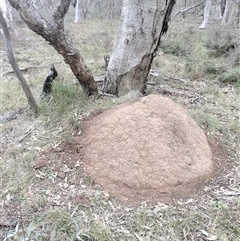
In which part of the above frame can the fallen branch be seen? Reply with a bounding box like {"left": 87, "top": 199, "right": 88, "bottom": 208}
{"left": 223, "top": 191, "right": 240, "bottom": 196}
{"left": 146, "top": 81, "right": 156, "bottom": 85}
{"left": 157, "top": 87, "right": 204, "bottom": 100}
{"left": 98, "top": 91, "right": 116, "bottom": 98}
{"left": 3, "top": 62, "right": 61, "bottom": 76}
{"left": 163, "top": 75, "right": 188, "bottom": 83}
{"left": 94, "top": 75, "right": 105, "bottom": 83}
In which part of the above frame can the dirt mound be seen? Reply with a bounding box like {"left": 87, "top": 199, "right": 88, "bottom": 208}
{"left": 81, "top": 94, "right": 213, "bottom": 204}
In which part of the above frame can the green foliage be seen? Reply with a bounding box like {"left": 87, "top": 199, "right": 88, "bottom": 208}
{"left": 184, "top": 55, "right": 225, "bottom": 80}
{"left": 52, "top": 82, "right": 87, "bottom": 113}
{"left": 40, "top": 82, "right": 88, "bottom": 117}
{"left": 205, "top": 27, "right": 239, "bottom": 57}
{"left": 160, "top": 39, "right": 191, "bottom": 56}
{"left": 190, "top": 109, "right": 223, "bottom": 133}
{"left": 3, "top": 211, "right": 115, "bottom": 241}
{"left": 159, "top": 21, "right": 199, "bottom": 57}
{"left": 218, "top": 68, "right": 240, "bottom": 86}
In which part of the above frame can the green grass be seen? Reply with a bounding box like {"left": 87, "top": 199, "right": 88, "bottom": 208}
{"left": 1, "top": 12, "right": 240, "bottom": 241}
{"left": 218, "top": 67, "right": 240, "bottom": 86}
{"left": 39, "top": 81, "right": 88, "bottom": 116}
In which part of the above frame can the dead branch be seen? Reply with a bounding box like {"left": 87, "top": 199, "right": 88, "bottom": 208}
{"left": 94, "top": 75, "right": 105, "bottom": 82}
{"left": 157, "top": 87, "right": 204, "bottom": 100}
{"left": 3, "top": 62, "right": 61, "bottom": 76}
{"left": 173, "top": 0, "right": 205, "bottom": 19}
{"left": 98, "top": 91, "right": 116, "bottom": 98}
{"left": 163, "top": 75, "right": 188, "bottom": 83}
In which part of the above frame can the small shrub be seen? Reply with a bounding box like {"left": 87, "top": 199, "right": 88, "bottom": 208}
{"left": 160, "top": 39, "right": 190, "bottom": 56}
{"left": 218, "top": 68, "right": 240, "bottom": 86}
{"left": 205, "top": 27, "right": 238, "bottom": 57}
{"left": 185, "top": 55, "right": 227, "bottom": 80}
{"left": 185, "top": 55, "right": 209, "bottom": 80}
{"left": 227, "top": 45, "right": 240, "bottom": 67}
{"left": 190, "top": 110, "right": 223, "bottom": 133}
{"left": 203, "top": 60, "right": 226, "bottom": 78}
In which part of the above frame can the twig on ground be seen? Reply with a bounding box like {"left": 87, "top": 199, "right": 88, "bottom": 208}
{"left": 94, "top": 76, "right": 105, "bottom": 83}
{"left": 3, "top": 62, "right": 62, "bottom": 76}
{"left": 98, "top": 91, "right": 116, "bottom": 98}
{"left": 163, "top": 75, "right": 188, "bottom": 83}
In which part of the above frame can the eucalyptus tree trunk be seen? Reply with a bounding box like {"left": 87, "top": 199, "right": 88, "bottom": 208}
{"left": 222, "top": 0, "right": 235, "bottom": 25}
{"left": 215, "top": 0, "right": 222, "bottom": 20}
{"left": 8, "top": 0, "right": 98, "bottom": 95}
{"left": 102, "top": 0, "right": 176, "bottom": 96}
{"left": 237, "top": 1, "right": 240, "bottom": 27}
{"left": 198, "top": 0, "right": 212, "bottom": 29}
{"left": 0, "top": 9, "right": 38, "bottom": 115}
{"left": 0, "top": 0, "right": 15, "bottom": 34}
{"left": 74, "top": 0, "right": 80, "bottom": 23}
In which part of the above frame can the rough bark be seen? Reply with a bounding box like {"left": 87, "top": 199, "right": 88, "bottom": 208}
{"left": 8, "top": 0, "right": 98, "bottom": 95}
{"left": 0, "top": 8, "right": 38, "bottom": 115}
{"left": 103, "top": 0, "right": 176, "bottom": 96}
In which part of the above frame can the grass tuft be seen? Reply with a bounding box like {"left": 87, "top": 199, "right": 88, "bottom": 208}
{"left": 218, "top": 68, "right": 240, "bottom": 86}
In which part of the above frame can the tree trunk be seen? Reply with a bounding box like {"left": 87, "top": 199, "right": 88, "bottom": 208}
{"left": 237, "top": 1, "right": 240, "bottom": 27}
{"left": 0, "top": 9, "right": 38, "bottom": 115}
{"left": 198, "top": 0, "right": 212, "bottom": 29}
{"left": 215, "top": 0, "right": 222, "bottom": 20}
{"left": 0, "top": 0, "right": 16, "bottom": 35}
{"left": 74, "top": 0, "right": 80, "bottom": 23}
{"left": 222, "top": 0, "right": 237, "bottom": 25}
{"left": 8, "top": 0, "right": 98, "bottom": 95}
{"left": 103, "top": 0, "right": 176, "bottom": 96}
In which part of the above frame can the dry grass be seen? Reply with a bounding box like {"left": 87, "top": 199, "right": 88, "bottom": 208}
{"left": 1, "top": 11, "right": 240, "bottom": 241}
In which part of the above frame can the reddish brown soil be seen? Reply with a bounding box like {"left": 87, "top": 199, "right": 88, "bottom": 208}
{"left": 79, "top": 94, "right": 213, "bottom": 204}
{"left": 33, "top": 94, "right": 229, "bottom": 206}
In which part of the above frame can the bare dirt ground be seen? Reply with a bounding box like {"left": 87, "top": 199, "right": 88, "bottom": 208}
{"left": 30, "top": 93, "right": 231, "bottom": 203}
{"left": 80, "top": 94, "right": 213, "bottom": 204}
{"left": 33, "top": 98, "right": 230, "bottom": 205}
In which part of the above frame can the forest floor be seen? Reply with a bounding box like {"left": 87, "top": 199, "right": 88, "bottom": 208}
{"left": 1, "top": 12, "right": 240, "bottom": 241}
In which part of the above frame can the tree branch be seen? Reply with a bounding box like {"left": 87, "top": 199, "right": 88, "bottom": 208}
{"left": 8, "top": 0, "right": 50, "bottom": 35}
{"left": 173, "top": 0, "right": 205, "bottom": 19}
{"left": 53, "top": 0, "right": 71, "bottom": 29}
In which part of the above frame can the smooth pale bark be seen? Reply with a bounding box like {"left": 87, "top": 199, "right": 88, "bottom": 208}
{"left": 0, "top": 9, "right": 38, "bottom": 115}
{"left": 8, "top": 0, "right": 98, "bottom": 95}
{"left": 222, "top": 0, "right": 231, "bottom": 24}
{"left": 103, "top": 0, "right": 176, "bottom": 95}
{"left": 222, "top": 0, "right": 236, "bottom": 25}
{"left": 237, "top": 1, "right": 240, "bottom": 27}
{"left": 74, "top": 0, "right": 80, "bottom": 23}
{"left": 0, "top": 0, "right": 15, "bottom": 34}
{"left": 215, "top": 0, "right": 222, "bottom": 19}
{"left": 199, "top": 0, "right": 212, "bottom": 29}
